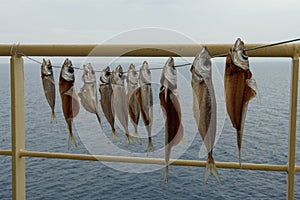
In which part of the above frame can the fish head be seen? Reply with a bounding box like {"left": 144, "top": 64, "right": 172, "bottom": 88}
{"left": 61, "top": 58, "right": 75, "bottom": 82}
{"left": 41, "top": 59, "right": 53, "bottom": 76}
{"left": 127, "top": 64, "right": 139, "bottom": 85}
{"left": 231, "top": 38, "right": 249, "bottom": 70}
{"left": 191, "top": 47, "right": 212, "bottom": 82}
{"left": 82, "top": 63, "right": 96, "bottom": 83}
{"left": 139, "top": 61, "right": 151, "bottom": 84}
{"left": 160, "top": 57, "right": 177, "bottom": 87}
{"left": 100, "top": 66, "right": 111, "bottom": 84}
{"left": 110, "top": 66, "right": 125, "bottom": 86}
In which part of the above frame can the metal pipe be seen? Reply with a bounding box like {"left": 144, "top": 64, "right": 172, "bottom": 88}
{"left": 286, "top": 54, "right": 299, "bottom": 200}
{"left": 19, "top": 150, "right": 287, "bottom": 172}
{"left": 0, "top": 43, "right": 297, "bottom": 57}
{"left": 0, "top": 150, "right": 12, "bottom": 156}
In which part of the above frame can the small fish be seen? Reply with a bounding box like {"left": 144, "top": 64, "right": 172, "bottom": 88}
{"left": 224, "top": 38, "right": 257, "bottom": 166}
{"left": 159, "top": 57, "right": 184, "bottom": 182}
{"left": 41, "top": 59, "right": 56, "bottom": 122}
{"left": 191, "top": 47, "right": 220, "bottom": 184}
{"left": 59, "top": 58, "right": 80, "bottom": 149}
{"left": 126, "top": 64, "right": 141, "bottom": 144}
{"left": 78, "top": 63, "right": 102, "bottom": 127}
{"left": 137, "top": 61, "right": 154, "bottom": 152}
{"left": 110, "top": 65, "right": 134, "bottom": 145}
{"left": 99, "top": 66, "right": 120, "bottom": 141}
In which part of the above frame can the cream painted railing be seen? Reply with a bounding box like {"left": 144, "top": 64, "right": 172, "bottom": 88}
{"left": 0, "top": 43, "right": 299, "bottom": 200}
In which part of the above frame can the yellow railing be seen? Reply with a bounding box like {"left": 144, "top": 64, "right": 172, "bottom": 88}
{"left": 0, "top": 43, "right": 299, "bottom": 200}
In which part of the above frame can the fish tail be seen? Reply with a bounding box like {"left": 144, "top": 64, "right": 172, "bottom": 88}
{"left": 164, "top": 165, "right": 169, "bottom": 183}
{"left": 146, "top": 137, "right": 154, "bottom": 154}
{"left": 95, "top": 111, "right": 102, "bottom": 129}
{"left": 125, "top": 133, "right": 135, "bottom": 147}
{"left": 204, "top": 160, "right": 221, "bottom": 184}
{"left": 51, "top": 110, "right": 56, "bottom": 123}
{"left": 67, "top": 119, "right": 77, "bottom": 149}
{"left": 237, "top": 130, "right": 242, "bottom": 167}
{"left": 111, "top": 128, "right": 121, "bottom": 143}
{"left": 134, "top": 128, "right": 142, "bottom": 145}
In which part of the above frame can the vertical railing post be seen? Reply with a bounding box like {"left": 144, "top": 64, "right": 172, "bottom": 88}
{"left": 11, "top": 55, "right": 26, "bottom": 200}
{"left": 287, "top": 53, "right": 299, "bottom": 200}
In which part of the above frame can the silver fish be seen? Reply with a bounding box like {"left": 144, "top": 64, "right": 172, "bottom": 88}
{"left": 126, "top": 64, "right": 141, "bottom": 144}
{"left": 99, "top": 67, "right": 120, "bottom": 141}
{"left": 159, "top": 57, "right": 183, "bottom": 182}
{"left": 59, "top": 58, "right": 80, "bottom": 149}
{"left": 191, "top": 47, "right": 220, "bottom": 183}
{"left": 224, "top": 38, "right": 257, "bottom": 166}
{"left": 78, "top": 63, "right": 102, "bottom": 127}
{"left": 110, "top": 65, "right": 134, "bottom": 145}
{"left": 41, "top": 59, "right": 56, "bottom": 122}
{"left": 137, "top": 61, "right": 154, "bottom": 152}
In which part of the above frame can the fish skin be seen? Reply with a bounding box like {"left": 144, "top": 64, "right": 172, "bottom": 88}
{"left": 137, "top": 61, "right": 154, "bottom": 152}
{"left": 224, "top": 38, "right": 257, "bottom": 166}
{"left": 126, "top": 64, "right": 141, "bottom": 144}
{"left": 78, "top": 63, "right": 102, "bottom": 127}
{"left": 110, "top": 65, "right": 134, "bottom": 145}
{"left": 99, "top": 66, "right": 120, "bottom": 141}
{"left": 41, "top": 59, "right": 56, "bottom": 122}
{"left": 59, "top": 58, "right": 80, "bottom": 149}
{"left": 159, "top": 57, "right": 183, "bottom": 182}
{"left": 191, "top": 47, "right": 220, "bottom": 184}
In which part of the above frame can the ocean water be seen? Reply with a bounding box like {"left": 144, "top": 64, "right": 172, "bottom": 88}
{"left": 1, "top": 58, "right": 300, "bottom": 200}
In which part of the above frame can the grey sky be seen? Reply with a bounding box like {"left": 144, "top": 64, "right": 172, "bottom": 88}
{"left": 1, "top": 0, "right": 300, "bottom": 44}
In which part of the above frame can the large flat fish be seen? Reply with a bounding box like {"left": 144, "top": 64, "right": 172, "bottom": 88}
{"left": 224, "top": 38, "right": 257, "bottom": 166}
{"left": 41, "top": 59, "right": 56, "bottom": 122}
{"left": 99, "top": 66, "right": 120, "bottom": 141}
{"left": 126, "top": 64, "right": 141, "bottom": 144}
{"left": 137, "top": 61, "right": 154, "bottom": 152}
{"left": 191, "top": 47, "right": 220, "bottom": 183}
{"left": 59, "top": 58, "right": 80, "bottom": 149}
{"left": 78, "top": 63, "right": 102, "bottom": 127}
{"left": 110, "top": 65, "right": 134, "bottom": 145}
{"left": 159, "top": 57, "right": 183, "bottom": 182}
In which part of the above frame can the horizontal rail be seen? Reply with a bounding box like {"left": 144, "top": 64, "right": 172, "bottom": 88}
{"left": 0, "top": 43, "right": 299, "bottom": 57}
{"left": 0, "top": 149, "right": 291, "bottom": 172}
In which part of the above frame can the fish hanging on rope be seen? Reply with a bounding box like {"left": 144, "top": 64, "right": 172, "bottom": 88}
{"left": 191, "top": 47, "right": 220, "bottom": 184}
{"left": 126, "top": 64, "right": 141, "bottom": 144}
{"left": 78, "top": 63, "right": 102, "bottom": 128}
{"left": 137, "top": 61, "right": 154, "bottom": 152}
{"left": 59, "top": 58, "right": 80, "bottom": 149}
{"left": 159, "top": 57, "right": 184, "bottom": 182}
{"left": 224, "top": 38, "right": 258, "bottom": 166}
{"left": 99, "top": 66, "right": 120, "bottom": 141}
{"left": 41, "top": 59, "right": 56, "bottom": 122}
{"left": 110, "top": 65, "right": 134, "bottom": 145}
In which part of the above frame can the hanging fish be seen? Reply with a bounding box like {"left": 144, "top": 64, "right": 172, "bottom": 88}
{"left": 159, "top": 57, "right": 184, "bottom": 182}
{"left": 126, "top": 64, "right": 141, "bottom": 144}
{"left": 110, "top": 65, "right": 134, "bottom": 145}
{"left": 41, "top": 59, "right": 56, "bottom": 122}
{"left": 137, "top": 61, "right": 154, "bottom": 152}
{"left": 78, "top": 63, "right": 102, "bottom": 127}
{"left": 99, "top": 66, "right": 120, "bottom": 141}
{"left": 59, "top": 58, "right": 80, "bottom": 149}
{"left": 224, "top": 38, "right": 258, "bottom": 166}
{"left": 191, "top": 47, "right": 220, "bottom": 183}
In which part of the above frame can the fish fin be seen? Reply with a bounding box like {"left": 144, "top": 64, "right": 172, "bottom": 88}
{"left": 111, "top": 129, "right": 121, "bottom": 143}
{"left": 64, "top": 86, "right": 75, "bottom": 96}
{"left": 68, "top": 134, "right": 77, "bottom": 150}
{"left": 204, "top": 162, "right": 221, "bottom": 184}
{"left": 164, "top": 165, "right": 169, "bottom": 183}
{"left": 246, "top": 78, "right": 260, "bottom": 103}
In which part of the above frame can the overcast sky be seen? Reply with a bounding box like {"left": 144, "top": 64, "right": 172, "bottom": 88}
{"left": 1, "top": 0, "right": 300, "bottom": 45}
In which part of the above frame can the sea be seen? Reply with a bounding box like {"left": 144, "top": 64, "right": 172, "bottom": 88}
{"left": 1, "top": 57, "right": 300, "bottom": 200}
